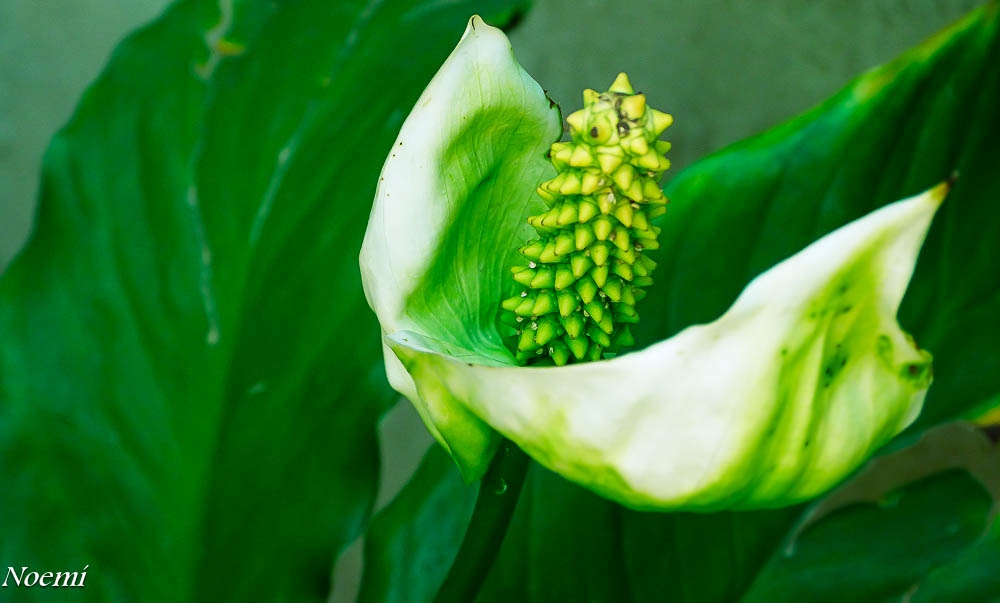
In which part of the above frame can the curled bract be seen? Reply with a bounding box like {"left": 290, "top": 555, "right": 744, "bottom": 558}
{"left": 360, "top": 16, "right": 943, "bottom": 510}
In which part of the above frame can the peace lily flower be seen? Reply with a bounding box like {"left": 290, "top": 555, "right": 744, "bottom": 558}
{"left": 360, "top": 16, "right": 944, "bottom": 510}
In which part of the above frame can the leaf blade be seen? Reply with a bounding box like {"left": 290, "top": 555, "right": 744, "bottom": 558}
{"left": 0, "top": 0, "right": 531, "bottom": 600}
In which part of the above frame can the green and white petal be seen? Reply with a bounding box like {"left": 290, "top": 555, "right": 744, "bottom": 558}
{"left": 387, "top": 185, "right": 945, "bottom": 510}
{"left": 360, "top": 16, "right": 562, "bottom": 474}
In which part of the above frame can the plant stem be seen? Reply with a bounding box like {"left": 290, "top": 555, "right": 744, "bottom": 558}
{"left": 434, "top": 439, "right": 531, "bottom": 603}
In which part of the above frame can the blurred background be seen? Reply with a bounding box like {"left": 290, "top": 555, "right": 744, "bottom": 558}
{"left": 0, "top": 0, "right": 983, "bottom": 600}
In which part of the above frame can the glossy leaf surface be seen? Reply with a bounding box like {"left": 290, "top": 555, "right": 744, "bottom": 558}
{"left": 0, "top": 0, "right": 527, "bottom": 600}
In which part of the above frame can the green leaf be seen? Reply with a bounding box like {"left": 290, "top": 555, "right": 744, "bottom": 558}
{"left": 742, "top": 422, "right": 1000, "bottom": 601}
{"left": 481, "top": 472, "right": 798, "bottom": 603}
{"left": 362, "top": 4, "right": 1000, "bottom": 601}
{"left": 743, "top": 471, "right": 992, "bottom": 602}
{"left": 910, "top": 517, "right": 1000, "bottom": 602}
{"left": 359, "top": 446, "right": 479, "bottom": 603}
{"left": 0, "top": 0, "right": 528, "bottom": 600}
{"left": 478, "top": 464, "right": 634, "bottom": 601}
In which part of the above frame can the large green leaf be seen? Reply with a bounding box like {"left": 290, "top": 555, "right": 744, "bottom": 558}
{"left": 741, "top": 422, "right": 1000, "bottom": 601}
{"left": 910, "top": 516, "right": 1000, "bottom": 602}
{"left": 359, "top": 446, "right": 479, "bottom": 603}
{"left": 0, "top": 0, "right": 528, "bottom": 600}
{"left": 361, "top": 4, "right": 1000, "bottom": 601}
{"left": 743, "top": 471, "right": 992, "bottom": 602}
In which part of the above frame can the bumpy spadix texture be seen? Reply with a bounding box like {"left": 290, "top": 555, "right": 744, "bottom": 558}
{"left": 501, "top": 74, "right": 672, "bottom": 365}
{"left": 360, "top": 16, "right": 944, "bottom": 510}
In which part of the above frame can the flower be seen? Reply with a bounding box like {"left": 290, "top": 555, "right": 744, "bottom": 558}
{"left": 360, "top": 16, "right": 943, "bottom": 510}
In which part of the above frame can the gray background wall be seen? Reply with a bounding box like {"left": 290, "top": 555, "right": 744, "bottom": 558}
{"left": 0, "top": 0, "right": 982, "bottom": 600}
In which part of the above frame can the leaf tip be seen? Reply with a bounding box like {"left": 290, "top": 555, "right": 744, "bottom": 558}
{"left": 463, "top": 14, "right": 499, "bottom": 40}
{"left": 919, "top": 176, "right": 953, "bottom": 212}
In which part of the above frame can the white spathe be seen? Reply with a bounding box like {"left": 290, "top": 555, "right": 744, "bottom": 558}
{"left": 361, "top": 16, "right": 943, "bottom": 510}
{"left": 361, "top": 15, "right": 561, "bottom": 469}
